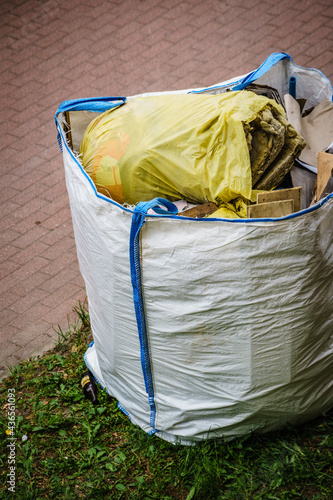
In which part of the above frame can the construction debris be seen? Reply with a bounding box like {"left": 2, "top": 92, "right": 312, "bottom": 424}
{"left": 79, "top": 91, "right": 305, "bottom": 218}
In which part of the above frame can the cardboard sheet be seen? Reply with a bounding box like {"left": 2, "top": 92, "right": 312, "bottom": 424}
{"left": 284, "top": 95, "right": 333, "bottom": 168}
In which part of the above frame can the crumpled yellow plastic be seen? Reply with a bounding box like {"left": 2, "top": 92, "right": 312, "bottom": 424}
{"left": 207, "top": 197, "right": 248, "bottom": 219}
{"left": 80, "top": 91, "right": 285, "bottom": 216}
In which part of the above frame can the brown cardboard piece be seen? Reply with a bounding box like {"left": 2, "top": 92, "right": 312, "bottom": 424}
{"left": 179, "top": 202, "right": 218, "bottom": 218}
{"left": 247, "top": 199, "right": 294, "bottom": 218}
{"left": 257, "top": 186, "right": 302, "bottom": 212}
{"left": 317, "top": 152, "right": 333, "bottom": 201}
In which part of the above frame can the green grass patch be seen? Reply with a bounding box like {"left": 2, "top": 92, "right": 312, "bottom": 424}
{"left": 1, "top": 299, "right": 333, "bottom": 499}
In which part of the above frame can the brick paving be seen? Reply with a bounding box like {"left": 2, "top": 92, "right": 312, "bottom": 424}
{"left": 1, "top": 0, "right": 332, "bottom": 379}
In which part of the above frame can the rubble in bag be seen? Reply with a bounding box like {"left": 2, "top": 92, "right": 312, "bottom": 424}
{"left": 246, "top": 104, "right": 306, "bottom": 191}
{"left": 178, "top": 202, "right": 219, "bottom": 218}
{"left": 311, "top": 152, "right": 333, "bottom": 203}
{"left": 285, "top": 95, "right": 333, "bottom": 169}
{"left": 246, "top": 186, "right": 302, "bottom": 218}
{"left": 282, "top": 95, "right": 333, "bottom": 209}
{"left": 245, "top": 83, "right": 285, "bottom": 109}
{"left": 244, "top": 106, "right": 285, "bottom": 186}
{"left": 79, "top": 91, "right": 306, "bottom": 218}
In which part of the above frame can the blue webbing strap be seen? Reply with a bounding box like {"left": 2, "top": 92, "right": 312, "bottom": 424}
{"left": 57, "top": 127, "right": 63, "bottom": 152}
{"left": 55, "top": 97, "right": 127, "bottom": 152}
{"left": 129, "top": 198, "right": 178, "bottom": 433}
{"left": 56, "top": 96, "right": 127, "bottom": 113}
{"left": 233, "top": 52, "right": 292, "bottom": 91}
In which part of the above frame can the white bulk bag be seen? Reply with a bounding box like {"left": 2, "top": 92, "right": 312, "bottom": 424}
{"left": 55, "top": 53, "right": 333, "bottom": 444}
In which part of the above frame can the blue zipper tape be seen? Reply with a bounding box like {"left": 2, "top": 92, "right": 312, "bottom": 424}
{"left": 232, "top": 52, "right": 292, "bottom": 91}
{"left": 129, "top": 198, "right": 178, "bottom": 432}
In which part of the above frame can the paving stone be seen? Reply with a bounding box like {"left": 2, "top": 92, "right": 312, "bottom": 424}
{"left": 0, "top": 244, "right": 20, "bottom": 264}
{"left": 0, "top": 342, "right": 21, "bottom": 362}
{"left": 12, "top": 333, "right": 59, "bottom": 362}
{"left": 7, "top": 274, "right": 48, "bottom": 302}
{"left": 10, "top": 320, "right": 52, "bottom": 347}
{"left": 8, "top": 288, "right": 48, "bottom": 315}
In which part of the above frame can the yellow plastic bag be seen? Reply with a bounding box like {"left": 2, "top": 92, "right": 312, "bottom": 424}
{"left": 80, "top": 91, "right": 285, "bottom": 208}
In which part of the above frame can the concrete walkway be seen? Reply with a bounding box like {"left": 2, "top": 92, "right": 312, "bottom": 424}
{"left": 1, "top": 0, "right": 332, "bottom": 379}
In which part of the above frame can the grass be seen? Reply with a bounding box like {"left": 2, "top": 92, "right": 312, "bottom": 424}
{"left": 1, "top": 299, "right": 333, "bottom": 499}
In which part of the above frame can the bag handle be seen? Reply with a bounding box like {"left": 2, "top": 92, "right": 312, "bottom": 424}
{"left": 55, "top": 96, "right": 127, "bottom": 114}
{"left": 129, "top": 198, "right": 178, "bottom": 434}
{"left": 233, "top": 52, "right": 292, "bottom": 91}
{"left": 55, "top": 96, "right": 127, "bottom": 152}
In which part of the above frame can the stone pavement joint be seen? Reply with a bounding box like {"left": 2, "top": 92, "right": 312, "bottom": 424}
{"left": 1, "top": 0, "right": 332, "bottom": 380}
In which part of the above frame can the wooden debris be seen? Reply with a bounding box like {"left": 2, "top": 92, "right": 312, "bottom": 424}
{"left": 316, "top": 152, "right": 333, "bottom": 201}
{"left": 257, "top": 186, "right": 302, "bottom": 213}
{"left": 179, "top": 202, "right": 218, "bottom": 218}
{"left": 247, "top": 199, "right": 294, "bottom": 218}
